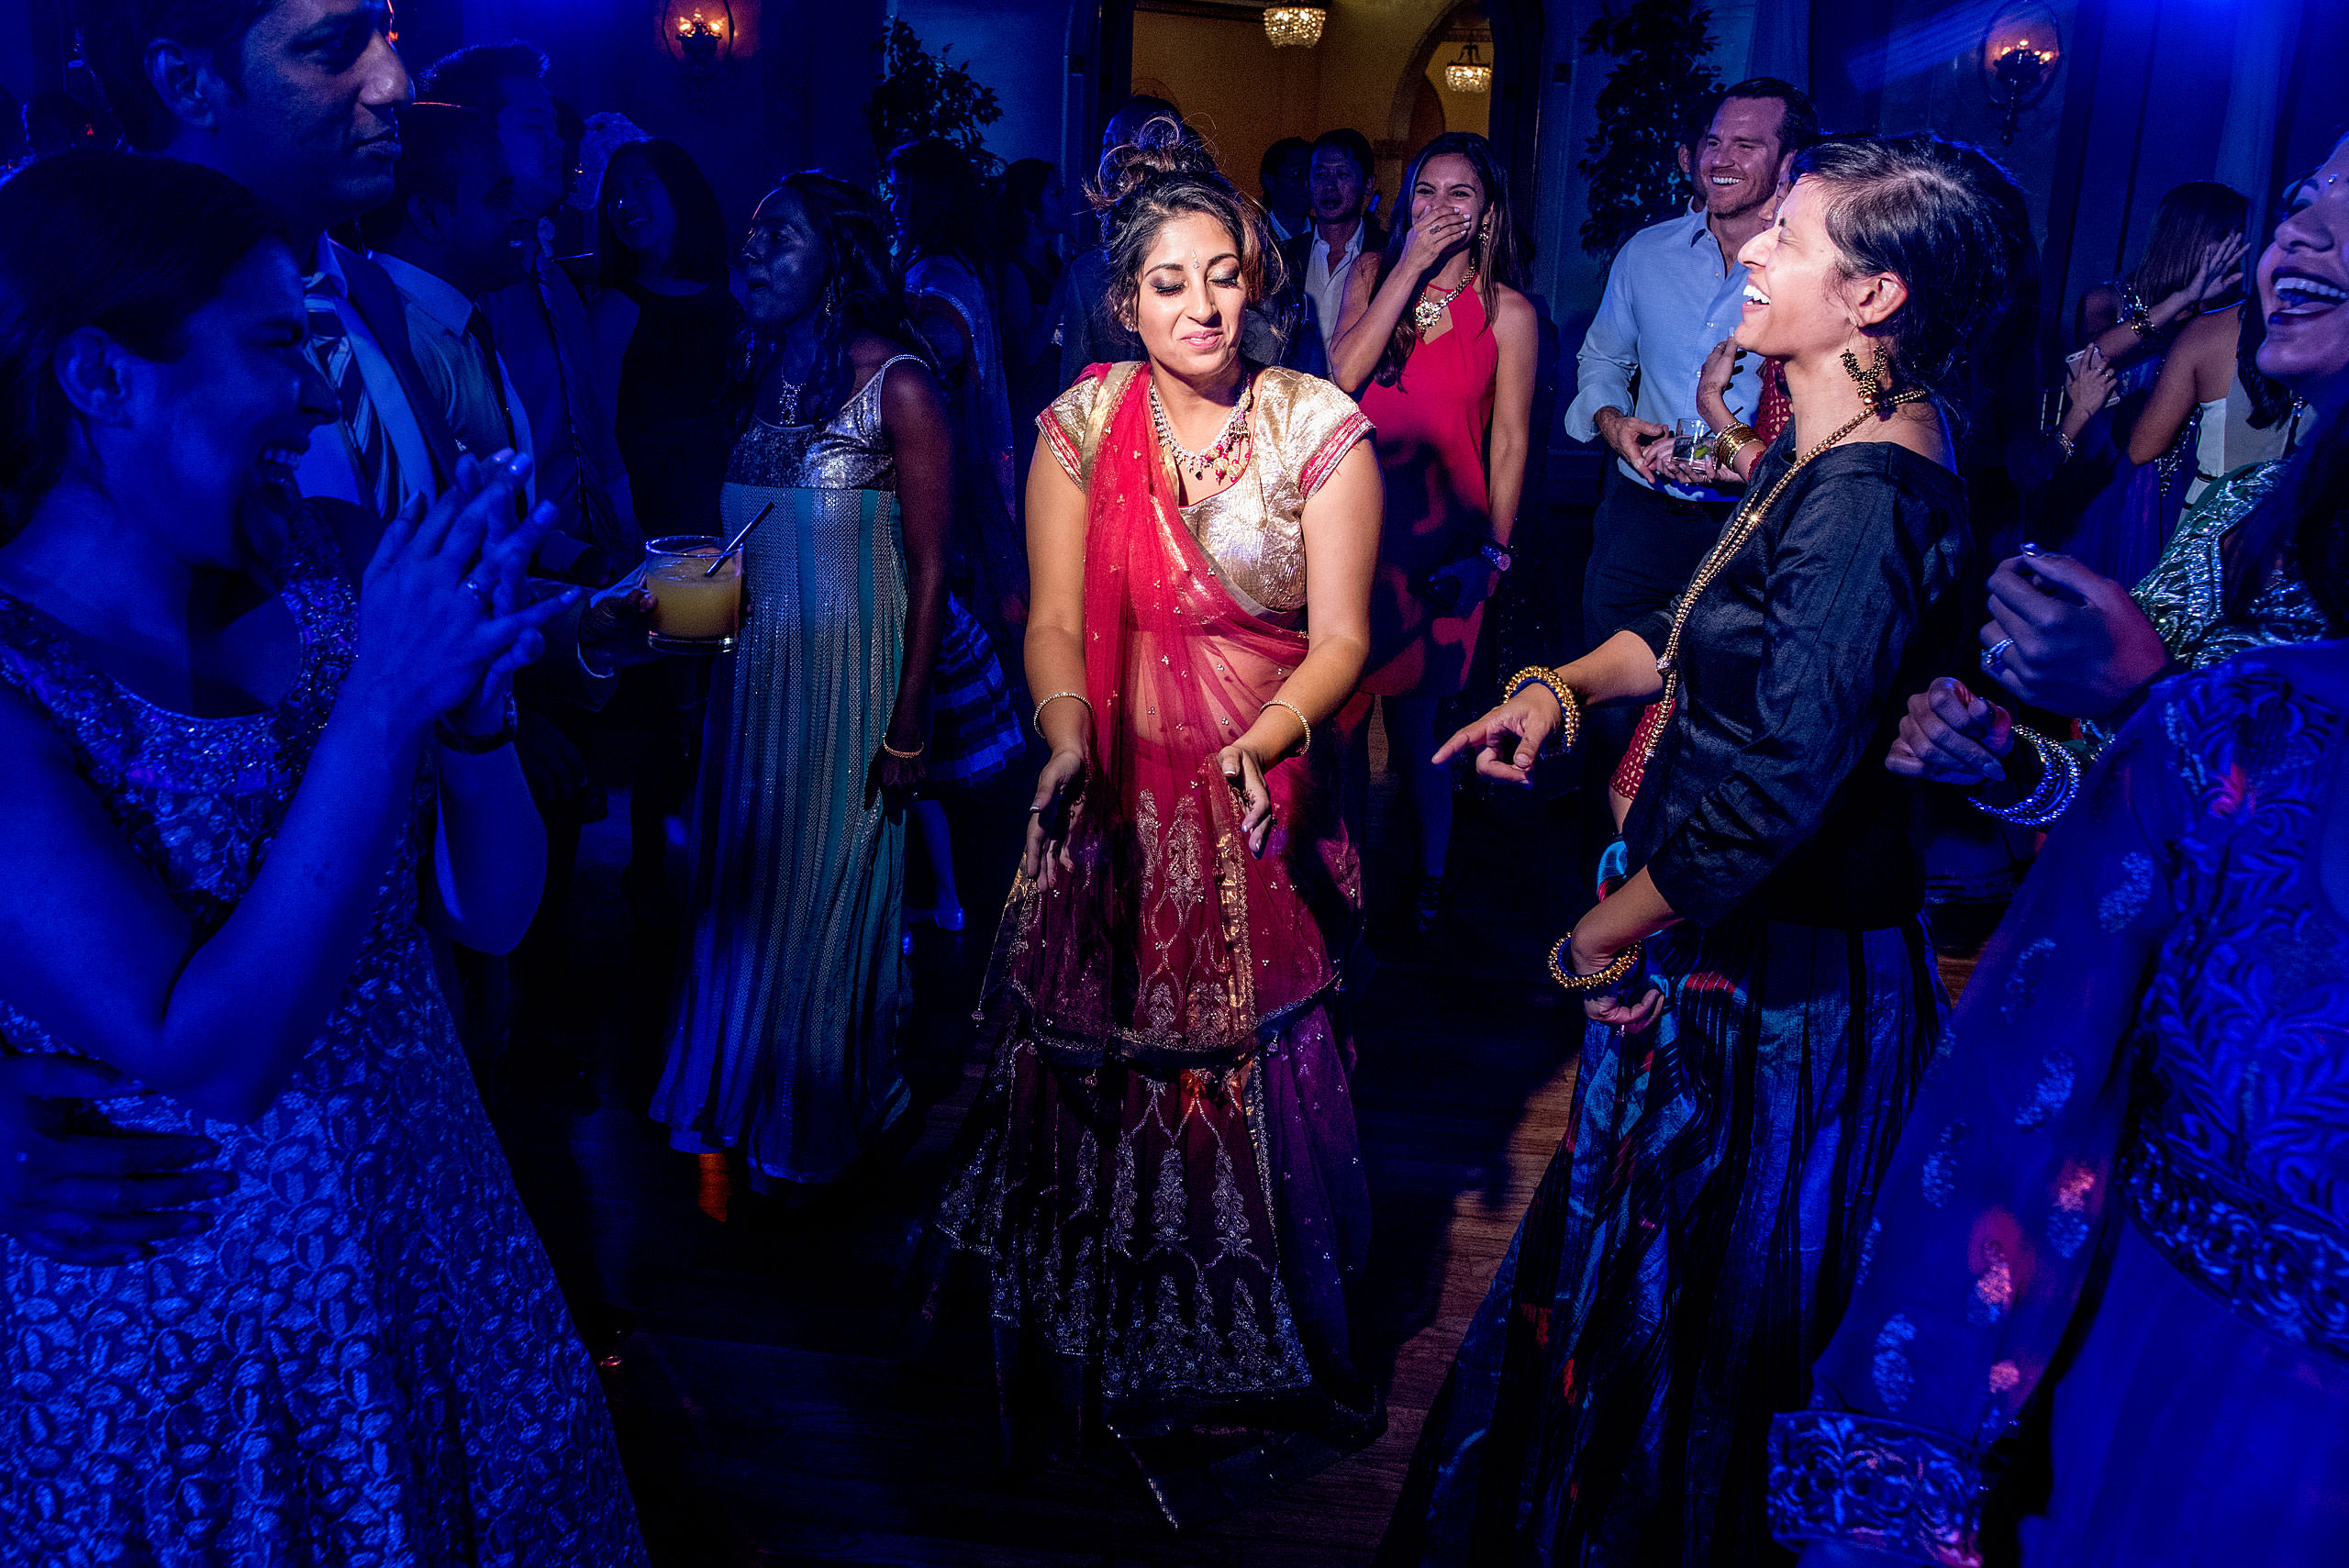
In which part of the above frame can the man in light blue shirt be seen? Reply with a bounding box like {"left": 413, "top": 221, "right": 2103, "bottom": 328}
{"left": 1564, "top": 78, "right": 1819, "bottom": 666}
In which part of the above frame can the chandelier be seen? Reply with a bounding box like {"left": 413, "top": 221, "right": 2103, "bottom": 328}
{"left": 1264, "top": 6, "right": 1326, "bottom": 49}
{"left": 1444, "top": 41, "right": 1492, "bottom": 95}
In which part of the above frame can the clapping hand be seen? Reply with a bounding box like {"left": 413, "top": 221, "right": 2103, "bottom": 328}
{"left": 351, "top": 454, "right": 579, "bottom": 740}
{"left": 449, "top": 450, "right": 562, "bottom": 732}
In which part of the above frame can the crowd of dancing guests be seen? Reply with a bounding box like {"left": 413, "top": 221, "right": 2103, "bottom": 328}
{"left": 0, "top": 0, "right": 2345, "bottom": 1561}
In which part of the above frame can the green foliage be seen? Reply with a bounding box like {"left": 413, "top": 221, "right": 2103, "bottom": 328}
{"left": 865, "top": 19, "right": 1004, "bottom": 177}
{"left": 1577, "top": 0, "right": 1721, "bottom": 257}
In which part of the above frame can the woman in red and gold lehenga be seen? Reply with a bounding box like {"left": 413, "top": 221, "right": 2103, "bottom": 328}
{"left": 919, "top": 118, "right": 1386, "bottom": 1527}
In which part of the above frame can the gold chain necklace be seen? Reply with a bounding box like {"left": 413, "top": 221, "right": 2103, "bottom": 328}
{"left": 1414, "top": 267, "right": 1477, "bottom": 333}
{"left": 1639, "top": 388, "right": 1930, "bottom": 767}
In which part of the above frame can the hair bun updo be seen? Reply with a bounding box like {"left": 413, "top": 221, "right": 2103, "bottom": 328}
{"left": 1088, "top": 115, "right": 1219, "bottom": 218}
{"left": 1085, "top": 116, "right": 1284, "bottom": 335}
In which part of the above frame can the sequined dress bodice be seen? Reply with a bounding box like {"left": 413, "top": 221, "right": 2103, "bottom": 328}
{"left": 727, "top": 354, "right": 923, "bottom": 493}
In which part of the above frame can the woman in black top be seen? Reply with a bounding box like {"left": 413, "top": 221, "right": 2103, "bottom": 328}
{"left": 587, "top": 138, "right": 744, "bottom": 539}
{"left": 1381, "top": 136, "right": 2028, "bottom": 1567}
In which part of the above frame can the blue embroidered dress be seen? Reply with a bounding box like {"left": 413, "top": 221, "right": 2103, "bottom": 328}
{"left": 1770, "top": 646, "right": 2349, "bottom": 1566}
{"left": 0, "top": 517, "right": 644, "bottom": 1565}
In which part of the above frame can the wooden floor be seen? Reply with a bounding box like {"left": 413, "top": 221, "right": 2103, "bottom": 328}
{"left": 489, "top": 732, "right": 1612, "bottom": 1567}
{"left": 495, "top": 731, "right": 1982, "bottom": 1566}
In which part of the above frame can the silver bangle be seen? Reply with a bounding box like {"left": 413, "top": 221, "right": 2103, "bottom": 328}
{"left": 1969, "top": 727, "right": 2081, "bottom": 827}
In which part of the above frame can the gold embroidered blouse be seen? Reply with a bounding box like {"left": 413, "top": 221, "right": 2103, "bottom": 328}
{"left": 1040, "top": 362, "right": 1372, "bottom": 616}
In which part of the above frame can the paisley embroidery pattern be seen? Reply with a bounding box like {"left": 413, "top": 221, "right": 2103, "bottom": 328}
{"left": 1767, "top": 1410, "right": 1982, "bottom": 1568}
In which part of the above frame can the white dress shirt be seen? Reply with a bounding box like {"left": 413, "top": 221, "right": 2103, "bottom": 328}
{"left": 1563, "top": 209, "right": 1764, "bottom": 502}
{"left": 1306, "top": 219, "right": 1369, "bottom": 361}
{"left": 295, "top": 237, "right": 437, "bottom": 515}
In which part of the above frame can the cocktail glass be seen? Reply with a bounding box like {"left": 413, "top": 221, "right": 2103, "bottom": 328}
{"left": 644, "top": 535, "right": 742, "bottom": 654}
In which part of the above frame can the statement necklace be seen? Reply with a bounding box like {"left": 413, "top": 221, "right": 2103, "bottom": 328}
{"left": 1638, "top": 387, "right": 1930, "bottom": 769}
{"left": 1150, "top": 374, "right": 1254, "bottom": 486}
{"left": 1414, "top": 267, "right": 1477, "bottom": 333}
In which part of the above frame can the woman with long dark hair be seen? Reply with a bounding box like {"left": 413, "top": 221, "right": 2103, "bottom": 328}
{"left": 587, "top": 137, "right": 743, "bottom": 538}
{"left": 2054, "top": 181, "right": 2249, "bottom": 583}
{"left": 1326, "top": 131, "right": 1537, "bottom": 934}
{"left": 1776, "top": 140, "right": 2349, "bottom": 1567}
{"left": 0, "top": 150, "right": 639, "bottom": 1561}
{"left": 652, "top": 174, "right": 952, "bottom": 1198}
{"left": 920, "top": 117, "right": 1386, "bottom": 1525}
{"left": 1381, "top": 134, "right": 2030, "bottom": 1566}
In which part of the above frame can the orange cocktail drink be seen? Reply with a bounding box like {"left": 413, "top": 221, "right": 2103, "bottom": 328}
{"left": 644, "top": 535, "right": 742, "bottom": 653}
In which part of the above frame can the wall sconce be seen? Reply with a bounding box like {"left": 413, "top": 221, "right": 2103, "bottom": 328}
{"left": 1981, "top": 5, "right": 2060, "bottom": 146}
{"left": 1444, "top": 41, "right": 1493, "bottom": 95}
{"left": 1264, "top": 7, "right": 1326, "bottom": 50}
{"left": 662, "top": 2, "right": 735, "bottom": 80}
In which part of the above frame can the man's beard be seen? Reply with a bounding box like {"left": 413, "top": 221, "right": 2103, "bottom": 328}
{"left": 1702, "top": 177, "right": 1767, "bottom": 222}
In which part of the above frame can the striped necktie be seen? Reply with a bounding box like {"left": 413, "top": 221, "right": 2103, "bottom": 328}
{"left": 304, "top": 271, "right": 403, "bottom": 518}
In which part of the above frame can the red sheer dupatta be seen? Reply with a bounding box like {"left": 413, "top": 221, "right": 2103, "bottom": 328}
{"left": 993, "top": 363, "right": 1363, "bottom": 1070}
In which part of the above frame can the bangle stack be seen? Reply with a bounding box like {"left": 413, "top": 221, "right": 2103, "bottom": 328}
{"left": 1260, "top": 697, "right": 1313, "bottom": 757}
{"left": 1547, "top": 933, "right": 1644, "bottom": 995}
{"left": 1033, "top": 690, "right": 1093, "bottom": 738}
{"left": 1970, "top": 727, "right": 2082, "bottom": 827}
{"left": 1505, "top": 665, "right": 1582, "bottom": 754}
{"left": 1713, "top": 421, "right": 1762, "bottom": 472}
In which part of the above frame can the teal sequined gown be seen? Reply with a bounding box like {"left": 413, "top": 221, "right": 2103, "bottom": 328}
{"left": 654, "top": 358, "right": 921, "bottom": 1184}
{"left": 0, "top": 515, "right": 644, "bottom": 1565}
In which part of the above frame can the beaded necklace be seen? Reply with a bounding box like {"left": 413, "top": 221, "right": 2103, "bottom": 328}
{"left": 1638, "top": 387, "right": 1930, "bottom": 768}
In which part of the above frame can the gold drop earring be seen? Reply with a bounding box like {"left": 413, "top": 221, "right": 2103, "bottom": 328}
{"left": 1840, "top": 338, "right": 1893, "bottom": 415}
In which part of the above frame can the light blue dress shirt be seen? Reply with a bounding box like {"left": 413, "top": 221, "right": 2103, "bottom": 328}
{"left": 1564, "top": 209, "right": 1763, "bottom": 503}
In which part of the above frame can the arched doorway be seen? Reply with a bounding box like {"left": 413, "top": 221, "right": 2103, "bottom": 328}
{"left": 1072, "top": 0, "right": 1542, "bottom": 224}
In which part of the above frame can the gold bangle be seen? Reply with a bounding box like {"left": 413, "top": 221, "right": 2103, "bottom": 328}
{"left": 1260, "top": 697, "right": 1312, "bottom": 757}
{"left": 1032, "top": 690, "right": 1093, "bottom": 737}
{"left": 1713, "top": 421, "right": 1760, "bottom": 471}
{"left": 1546, "top": 933, "right": 1644, "bottom": 994}
{"left": 1504, "top": 664, "right": 1581, "bottom": 753}
{"left": 879, "top": 736, "right": 925, "bottom": 760}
